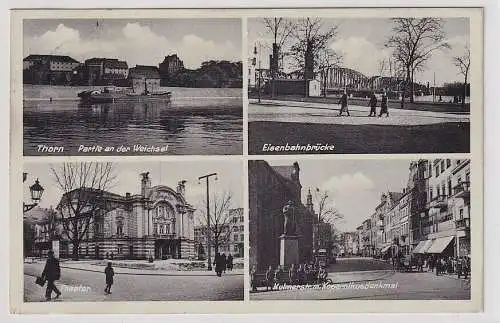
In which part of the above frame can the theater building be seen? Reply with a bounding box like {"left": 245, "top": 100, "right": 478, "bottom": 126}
{"left": 37, "top": 172, "right": 196, "bottom": 260}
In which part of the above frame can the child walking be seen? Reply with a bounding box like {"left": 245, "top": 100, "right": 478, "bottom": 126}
{"left": 104, "top": 262, "right": 115, "bottom": 295}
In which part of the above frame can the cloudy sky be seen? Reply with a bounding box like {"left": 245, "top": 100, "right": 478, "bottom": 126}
{"left": 248, "top": 18, "right": 469, "bottom": 86}
{"left": 267, "top": 159, "right": 412, "bottom": 232}
{"left": 23, "top": 160, "right": 243, "bottom": 222}
{"left": 24, "top": 19, "right": 242, "bottom": 69}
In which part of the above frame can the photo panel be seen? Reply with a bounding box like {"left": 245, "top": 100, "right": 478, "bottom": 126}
{"left": 247, "top": 17, "right": 472, "bottom": 154}
{"left": 21, "top": 18, "right": 243, "bottom": 156}
{"left": 248, "top": 158, "right": 474, "bottom": 301}
{"left": 21, "top": 159, "right": 245, "bottom": 302}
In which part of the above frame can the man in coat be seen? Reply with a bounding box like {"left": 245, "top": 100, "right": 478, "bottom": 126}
{"left": 368, "top": 92, "right": 378, "bottom": 117}
{"left": 41, "top": 250, "right": 61, "bottom": 301}
{"left": 338, "top": 91, "right": 350, "bottom": 116}
{"left": 379, "top": 92, "right": 389, "bottom": 117}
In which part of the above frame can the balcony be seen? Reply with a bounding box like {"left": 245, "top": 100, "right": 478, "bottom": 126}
{"left": 455, "top": 218, "right": 470, "bottom": 230}
{"left": 154, "top": 233, "right": 176, "bottom": 240}
{"left": 453, "top": 182, "right": 470, "bottom": 200}
{"left": 429, "top": 195, "right": 448, "bottom": 210}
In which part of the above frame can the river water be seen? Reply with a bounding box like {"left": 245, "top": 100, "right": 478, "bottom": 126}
{"left": 23, "top": 85, "right": 243, "bottom": 155}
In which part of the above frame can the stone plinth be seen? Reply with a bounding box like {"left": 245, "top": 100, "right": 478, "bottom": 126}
{"left": 280, "top": 235, "right": 299, "bottom": 266}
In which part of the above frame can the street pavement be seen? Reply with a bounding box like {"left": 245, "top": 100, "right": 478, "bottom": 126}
{"left": 249, "top": 100, "right": 469, "bottom": 126}
{"left": 24, "top": 262, "right": 244, "bottom": 302}
{"left": 250, "top": 257, "right": 471, "bottom": 300}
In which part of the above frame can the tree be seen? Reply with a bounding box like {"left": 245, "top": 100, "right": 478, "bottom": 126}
{"left": 51, "top": 162, "right": 117, "bottom": 260}
{"left": 288, "top": 18, "right": 340, "bottom": 96}
{"left": 311, "top": 188, "right": 344, "bottom": 250}
{"left": 454, "top": 45, "right": 471, "bottom": 109}
{"left": 195, "top": 190, "right": 235, "bottom": 255}
{"left": 385, "top": 18, "right": 449, "bottom": 106}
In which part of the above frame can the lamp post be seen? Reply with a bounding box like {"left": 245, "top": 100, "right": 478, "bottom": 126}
{"left": 23, "top": 172, "right": 44, "bottom": 213}
{"left": 198, "top": 172, "right": 217, "bottom": 271}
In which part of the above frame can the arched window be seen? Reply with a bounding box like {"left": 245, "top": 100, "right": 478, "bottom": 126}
{"left": 116, "top": 220, "right": 123, "bottom": 236}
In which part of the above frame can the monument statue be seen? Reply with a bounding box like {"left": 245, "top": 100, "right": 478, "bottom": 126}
{"left": 282, "top": 200, "right": 297, "bottom": 236}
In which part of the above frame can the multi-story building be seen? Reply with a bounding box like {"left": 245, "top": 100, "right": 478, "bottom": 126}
{"left": 33, "top": 172, "right": 196, "bottom": 260}
{"left": 249, "top": 160, "right": 314, "bottom": 270}
{"left": 128, "top": 65, "right": 161, "bottom": 94}
{"left": 361, "top": 219, "right": 372, "bottom": 256}
{"left": 77, "top": 58, "right": 129, "bottom": 86}
{"left": 451, "top": 159, "right": 471, "bottom": 257}
{"left": 407, "top": 160, "right": 431, "bottom": 249}
{"left": 356, "top": 225, "right": 364, "bottom": 256}
{"left": 193, "top": 208, "right": 244, "bottom": 259}
{"left": 23, "top": 54, "right": 81, "bottom": 85}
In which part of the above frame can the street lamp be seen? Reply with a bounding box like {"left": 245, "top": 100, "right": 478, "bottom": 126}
{"left": 198, "top": 172, "right": 218, "bottom": 271}
{"left": 23, "top": 172, "right": 44, "bottom": 213}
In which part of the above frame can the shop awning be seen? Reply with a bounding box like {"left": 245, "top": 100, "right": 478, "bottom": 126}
{"left": 425, "top": 236, "right": 455, "bottom": 254}
{"left": 413, "top": 240, "right": 433, "bottom": 254}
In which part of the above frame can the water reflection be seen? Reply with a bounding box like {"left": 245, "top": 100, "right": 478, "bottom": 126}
{"left": 24, "top": 99, "right": 242, "bottom": 155}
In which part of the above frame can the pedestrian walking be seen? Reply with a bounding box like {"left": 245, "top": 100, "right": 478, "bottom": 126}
{"left": 265, "top": 265, "right": 274, "bottom": 291}
{"left": 221, "top": 253, "right": 227, "bottom": 273}
{"left": 41, "top": 250, "right": 61, "bottom": 301}
{"left": 213, "top": 253, "right": 224, "bottom": 277}
{"left": 250, "top": 265, "right": 257, "bottom": 292}
{"left": 104, "top": 262, "right": 115, "bottom": 294}
{"left": 338, "top": 91, "right": 350, "bottom": 116}
{"left": 288, "top": 264, "right": 298, "bottom": 285}
{"left": 227, "top": 254, "right": 233, "bottom": 271}
{"left": 368, "top": 92, "right": 377, "bottom": 117}
{"left": 379, "top": 92, "right": 389, "bottom": 117}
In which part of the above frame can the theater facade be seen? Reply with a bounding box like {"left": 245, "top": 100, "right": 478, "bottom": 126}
{"left": 35, "top": 172, "right": 196, "bottom": 260}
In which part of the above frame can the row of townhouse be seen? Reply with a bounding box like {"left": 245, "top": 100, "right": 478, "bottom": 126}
{"left": 354, "top": 159, "right": 471, "bottom": 259}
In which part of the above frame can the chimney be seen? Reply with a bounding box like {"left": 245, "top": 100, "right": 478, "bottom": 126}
{"left": 177, "top": 180, "right": 186, "bottom": 197}
{"left": 140, "top": 172, "right": 151, "bottom": 197}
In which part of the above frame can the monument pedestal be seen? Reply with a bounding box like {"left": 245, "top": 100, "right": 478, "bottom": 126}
{"left": 280, "top": 235, "right": 299, "bottom": 266}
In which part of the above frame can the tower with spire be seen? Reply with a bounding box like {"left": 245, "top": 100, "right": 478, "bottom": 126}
{"left": 306, "top": 188, "right": 314, "bottom": 214}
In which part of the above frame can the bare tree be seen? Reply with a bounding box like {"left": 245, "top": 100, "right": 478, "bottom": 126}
{"left": 195, "top": 190, "right": 235, "bottom": 254}
{"left": 454, "top": 45, "right": 471, "bottom": 109}
{"left": 385, "top": 18, "right": 449, "bottom": 106}
{"left": 288, "top": 18, "right": 340, "bottom": 96}
{"left": 311, "top": 188, "right": 344, "bottom": 250}
{"left": 262, "top": 18, "right": 296, "bottom": 71}
{"left": 51, "top": 162, "right": 117, "bottom": 260}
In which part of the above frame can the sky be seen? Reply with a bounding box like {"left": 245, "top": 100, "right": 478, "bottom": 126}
{"left": 267, "top": 159, "right": 412, "bottom": 232}
{"left": 248, "top": 18, "right": 469, "bottom": 86}
{"left": 23, "top": 19, "right": 242, "bottom": 69}
{"left": 23, "top": 160, "right": 243, "bottom": 222}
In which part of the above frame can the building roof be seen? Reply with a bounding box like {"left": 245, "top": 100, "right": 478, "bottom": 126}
{"left": 103, "top": 59, "right": 128, "bottom": 70}
{"left": 24, "top": 207, "right": 57, "bottom": 225}
{"left": 272, "top": 166, "right": 295, "bottom": 182}
{"left": 128, "top": 65, "right": 161, "bottom": 79}
{"left": 388, "top": 191, "right": 404, "bottom": 203}
{"left": 23, "top": 54, "right": 80, "bottom": 64}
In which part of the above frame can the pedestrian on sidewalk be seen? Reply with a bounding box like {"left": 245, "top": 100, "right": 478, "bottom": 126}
{"left": 104, "top": 262, "right": 115, "bottom": 295}
{"left": 227, "top": 254, "right": 233, "bottom": 271}
{"left": 222, "top": 253, "right": 227, "bottom": 273}
{"left": 338, "top": 90, "right": 350, "bottom": 116}
{"left": 250, "top": 265, "right": 257, "bottom": 292}
{"left": 41, "top": 250, "right": 61, "bottom": 301}
{"left": 368, "top": 92, "right": 377, "bottom": 117}
{"left": 265, "top": 265, "right": 274, "bottom": 291}
{"left": 213, "top": 253, "right": 224, "bottom": 277}
{"left": 379, "top": 92, "right": 389, "bottom": 117}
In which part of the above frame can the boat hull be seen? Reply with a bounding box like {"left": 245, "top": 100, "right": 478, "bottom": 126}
{"left": 78, "top": 90, "right": 172, "bottom": 104}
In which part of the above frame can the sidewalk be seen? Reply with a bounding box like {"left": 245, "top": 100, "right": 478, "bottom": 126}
{"left": 249, "top": 99, "right": 469, "bottom": 126}
{"left": 26, "top": 261, "right": 243, "bottom": 276}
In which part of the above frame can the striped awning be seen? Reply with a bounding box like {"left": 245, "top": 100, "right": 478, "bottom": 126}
{"left": 425, "top": 236, "right": 455, "bottom": 254}
{"left": 413, "top": 240, "right": 434, "bottom": 254}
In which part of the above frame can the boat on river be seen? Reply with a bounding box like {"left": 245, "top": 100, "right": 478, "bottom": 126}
{"left": 77, "top": 86, "right": 172, "bottom": 104}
